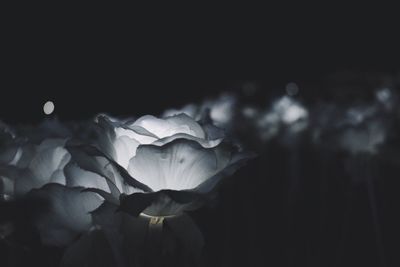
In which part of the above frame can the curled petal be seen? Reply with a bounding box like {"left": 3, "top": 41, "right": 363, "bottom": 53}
{"left": 152, "top": 133, "right": 222, "bottom": 148}
{"left": 113, "top": 135, "right": 140, "bottom": 169}
{"left": 66, "top": 143, "right": 152, "bottom": 193}
{"left": 133, "top": 114, "right": 206, "bottom": 139}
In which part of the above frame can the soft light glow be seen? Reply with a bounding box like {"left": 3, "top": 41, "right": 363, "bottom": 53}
{"left": 208, "top": 94, "right": 236, "bottom": 126}
{"left": 43, "top": 101, "right": 55, "bottom": 115}
{"left": 274, "top": 96, "right": 308, "bottom": 124}
{"left": 282, "top": 104, "right": 308, "bottom": 124}
{"left": 376, "top": 88, "right": 391, "bottom": 103}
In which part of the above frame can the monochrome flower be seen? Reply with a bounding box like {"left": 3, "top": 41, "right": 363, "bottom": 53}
{"left": 88, "top": 113, "right": 253, "bottom": 217}
{"left": 242, "top": 96, "right": 309, "bottom": 142}
{"left": 311, "top": 91, "right": 393, "bottom": 156}
{"left": 0, "top": 137, "right": 70, "bottom": 197}
{"left": 0, "top": 133, "right": 104, "bottom": 246}
{"left": 0, "top": 109, "right": 254, "bottom": 252}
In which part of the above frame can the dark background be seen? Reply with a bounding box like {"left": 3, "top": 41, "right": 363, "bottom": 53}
{"left": 1, "top": 20, "right": 400, "bottom": 266}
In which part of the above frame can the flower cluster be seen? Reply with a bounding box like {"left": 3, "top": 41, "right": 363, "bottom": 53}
{"left": 0, "top": 113, "right": 253, "bottom": 248}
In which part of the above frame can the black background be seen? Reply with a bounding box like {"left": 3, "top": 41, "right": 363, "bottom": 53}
{"left": 1, "top": 18, "right": 400, "bottom": 266}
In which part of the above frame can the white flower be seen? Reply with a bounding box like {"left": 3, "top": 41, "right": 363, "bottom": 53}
{"left": 95, "top": 113, "right": 225, "bottom": 173}
{"left": 0, "top": 112, "right": 253, "bottom": 246}
{"left": 89, "top": 113, "right": 253, "bottom": 217}
{"left": 0, "top": 138, "right": 70, "bottom": 197}
{"left": 0, "top": 134, "right": 104, "bottom": 246}
{"left": 28, "top": 184, "right": 103, "bottom": 246}
{"left": 243, "top": 96, "right": 309, "bottom": 142}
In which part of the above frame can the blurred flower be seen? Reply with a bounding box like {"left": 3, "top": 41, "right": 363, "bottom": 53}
{"left": 312, "top": 89, "right": 394, "bottom": 156}
{"left": 243, "top": 96, "right": 309, "bottom": 142}
{"left": 162, "top": 103, "right": 199, "bottom": 119}
{"left": 204, "top": 94, "right": 237, "bottom": 128}
{"left": 162, "top": 93, "right": 238, "bottom": 129}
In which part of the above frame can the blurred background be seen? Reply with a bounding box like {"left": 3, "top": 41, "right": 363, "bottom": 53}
{"left": 1, "top": 21, "right": 400, "bottom": 266}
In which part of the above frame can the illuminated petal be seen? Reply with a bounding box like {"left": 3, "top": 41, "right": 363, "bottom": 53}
{"left": 127, "top": 139, "right": 231, "bottom": 192}
{"left": 114, "top": 126, "right": 157, "bottom": 145}
{"left": 50, "top": 169, "right": 67, "bottom": 185}
{"left": 66, "top": 143, "right": 152, "bottom": 193}
{"left": 133, "top": 114, "right": 206, "bottom": 139}
{"left": 152, "top": 133, "right": 222, "bottom": 148}
{"left": 113, "top": 135, "right": 140, "bottom": 169}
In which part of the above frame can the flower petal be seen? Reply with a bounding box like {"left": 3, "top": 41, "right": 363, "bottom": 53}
{"left": 128, "top": 139, "right": 229, "bottom": 191}
{"left": 66, "top": 143, "right": 152, "bottom": 193}
{"left": 29, "top": 184, "right": 103, "bottom": 246}
{"left": 151, "top": 133, "right": 222, "bottom": 148}
{"left": 134, "top": 114, "right": 206, "bottom": 139}
{"left": 115, "top": 126, "right": 157, "bottom": 144}
{"left": 113, "top": 135, "right": 140, "bottom": 169}
{"left": 64, "top": 163, "right": 111, "bottom": 194}
{"left": 60, "top": 228, "right": 119, "bottom": 267}
{"left": 118, "top": 190, "right": 201, "bottom": 217}
{"left": 29, "top": 145, "right": 71, "bottom": 184}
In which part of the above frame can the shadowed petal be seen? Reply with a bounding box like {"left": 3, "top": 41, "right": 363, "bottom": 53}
{"left": 64, "top": 163, "right": 111, "bottom": 193}
{"left": 118, "top": 190, "right": 202, "bottom": 217}
{"left": 60, "top": 229, "right": 118, "bottom": 267}
{"left": 29, "top": 146, "right": 71, "bottom": 184}
{"left": 28, "top": 184, "right": 103, "bottom": 246}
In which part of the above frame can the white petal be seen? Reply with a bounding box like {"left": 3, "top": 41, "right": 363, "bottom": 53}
{"left": 114, "top": 127, "right": 157, "bottom": 145}
{"left": 50, "top": 169, "right": 67, "bottom": 185}
{"left": 29, "top": 146, "right": 71, "bottom": 183}
{"left": 65, "top": 163, "right": 111, "bottom": 193}
{"left": 133, "top": 114, "right": 206, "bottom": 139}
{"left": 151, "top": 133, "right": 222, "bottom": 148}
{"left": 113, "top": 135, "right": 140, "bottom": 169}
{"left": 128, "top": 140, "right": 229, "bottom": 191}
